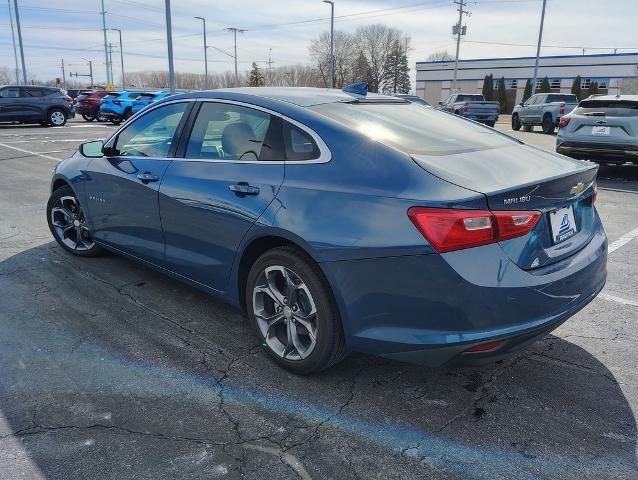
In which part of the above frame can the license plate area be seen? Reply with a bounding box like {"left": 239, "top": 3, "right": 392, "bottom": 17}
{"left": 592, "top": 126, "right": 610, "bottom": 135}
{"left": 548, "top": 206, "right": 577, "bottom": 244}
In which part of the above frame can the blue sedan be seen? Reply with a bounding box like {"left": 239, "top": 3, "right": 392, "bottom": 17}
{"left": 46, "top": 85, "right": 607, "bottom": 373}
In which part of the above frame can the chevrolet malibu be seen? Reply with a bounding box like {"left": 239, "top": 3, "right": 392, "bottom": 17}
{"left": 46, "top": 86, "right": 607, "bottom": 374}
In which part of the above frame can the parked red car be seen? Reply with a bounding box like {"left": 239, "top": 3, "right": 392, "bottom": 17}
{"left": 74, "top": 90, "right": 111, "bottom": 122}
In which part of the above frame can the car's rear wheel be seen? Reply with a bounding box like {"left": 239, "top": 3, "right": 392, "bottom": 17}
{"left": 47, "top": 185, "right": 103, "bottom": 257}
{"left": 511, "top": 114, "right": 521, "bottom": 131}
{"left": 48, "top": 109, "right": 67, "bottom": 127}
{"left": 246, "top": 247, "right": 348, "bottom": 374}
{"left": 542, "top": 114, "right": 555, "bottom": 134}
{"left": 82, "top": 113, "right": 95, "bottom": 122}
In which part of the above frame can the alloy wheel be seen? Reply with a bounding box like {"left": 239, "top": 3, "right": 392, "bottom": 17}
{"left": 252, "top": 265, "right": 318, "bottom": 361}
{"left": 50, "top": 111, "right": 66, "bottom": 126}
{"left": 50, "top": 196, "right": 95, "bottom": 251}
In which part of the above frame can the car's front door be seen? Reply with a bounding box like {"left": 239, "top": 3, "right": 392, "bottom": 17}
{"left": 83, "top": 101, "right": 191, "bottom": 264}
{"left": 0, "top": 87, "right": 22, "bottom": 122}
{"left": 159, "top": 100, "right": 285, "bottom": 292}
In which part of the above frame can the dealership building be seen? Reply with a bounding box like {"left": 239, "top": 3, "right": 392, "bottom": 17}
{"left": 415, "top": 52, "right": 638, "bottom": 112}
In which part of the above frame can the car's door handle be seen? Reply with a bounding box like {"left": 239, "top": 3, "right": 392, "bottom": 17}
{"left": 229, "top": 182, "right": 260, "bottom": 196}
{"left": 137, "top": 172, "right": 160, "bottom": 183}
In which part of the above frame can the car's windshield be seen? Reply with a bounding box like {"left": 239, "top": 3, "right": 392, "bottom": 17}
{"left": 573, "top": 99, "right": 638, "bottom": 117}
{"left": 311, "top": 102, "right": 515, "bottom": 155}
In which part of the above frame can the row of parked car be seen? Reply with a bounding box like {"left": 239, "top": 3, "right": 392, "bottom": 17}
{"left": 74, "top": 90, "right": 172, "bottom": 124}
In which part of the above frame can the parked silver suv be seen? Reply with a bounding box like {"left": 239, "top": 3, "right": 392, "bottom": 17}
{"left": 556, "top": 95, "right": 638, "bottom": 165}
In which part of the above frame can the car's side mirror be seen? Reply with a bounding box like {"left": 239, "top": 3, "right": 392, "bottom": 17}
{"left": 438, "top": 101, "right": 444, "bottom": 106}
{"left": 79, "top": 140, "right": 105, "bottom": 158}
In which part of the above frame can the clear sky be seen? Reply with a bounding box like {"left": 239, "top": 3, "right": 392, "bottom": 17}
{"left": 1, "top": 0, "right": 637, "bottom": 86}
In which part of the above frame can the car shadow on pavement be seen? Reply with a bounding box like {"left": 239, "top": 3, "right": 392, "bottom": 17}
{"left": 0, "top": 242, "right": 636, "bottom": 480}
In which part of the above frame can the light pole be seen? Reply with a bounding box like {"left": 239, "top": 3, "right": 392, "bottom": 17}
{"left": 7, "top": 0, "right": 20, "bottom": 84}
{"left": 81, "top": 58, "right": 94, "bottom": 86}
{"left": 194, "top": 16, "right": 208, "bottom": 89}
{"left": 165, "top": 0, "right": 176, "bottom": 93}
{"left": 226, "top": 27, "right": 246, "bottom": 86}
{"left": 322, "top": 0, "right": 334, "bottom": 88}
{"left": 109, "top": 29, "right": 125, "bottom": 88}
{"left": 13, "top": 0, "right": 27, "bottom": 84}
{"left": 100, "top": 0, "right": 110, "bottom": 85}
{"left": 531, "top": 0, "right": 547, "bottom": 95}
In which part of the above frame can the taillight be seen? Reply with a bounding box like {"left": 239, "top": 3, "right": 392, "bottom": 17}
{"left": 463, "top": 102, "right": 468, "bottom": 113}
{"left": 559, "top": 102, "right": 565, "bottom": 115}
{"left": 558, "top": 117, "right": 571, "bottom": 128}
{"left": 113, "top": 100, "right": 121, "bottom": 105}
{"left": 407, "top": 208, "right": 541, "bottom": 253}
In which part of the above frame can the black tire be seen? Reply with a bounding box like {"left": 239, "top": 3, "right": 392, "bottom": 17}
{"left": 123, "top": 107, "right": 132, "bottom": 120}
{"left": 82, "top": 113, "right": 95, "bottom": 122}
{"left": 511, "top": 114, "right": 521, "bottom": 131}
{"left": 47, "top": 108, "right": 67, "bottom": 127}
{"left": 246, "top": 246, "right": 348, "bottom": 374}
{"left": 523, "top": 124, "right": 533, "bottom": 132}
{"left": 96, "top": 111, "right": 108, "bottom": 122}
{"left": 109, "top": 118, "right": 121, "bottom": 125}
{"left": 485, "top": 120, "right": 495, "bottom": 128}
{"left": 47, "top": 185, "right": 104, "bottom": 257}
{"left": 542, "top": 114, "right": 555, "bottom": 134}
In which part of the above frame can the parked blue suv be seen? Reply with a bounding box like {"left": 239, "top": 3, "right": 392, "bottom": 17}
{"left": 99, "top": 91, "right": 148, "bottom": 124}
{"left": 131, "top": 92, "right": 172, "bottom": 115}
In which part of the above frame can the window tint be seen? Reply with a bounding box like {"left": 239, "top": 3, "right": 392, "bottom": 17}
{"left": 311, "top": 102, "right": 514, "bottom": 156}
{"left": 0, "top": 87, "right": 20, "bottom": 98}
{"left": 128, "top": 93, "right": 143, "bottom": 98}
{"left": 547, "top": 94, "right": 578, "bottom": 103}
{"left": 283, "top": 122, "right": 320, "bottom": 161}
{"left": 573, "top": 100, "right": 638, "bottom": 117}
{"left": 23, "top": 88, "right": 44, "bottom": 97}
{"left": 186, "top": 102, "right": 277, "bottom": 161}
{"left": 114, "top": 102, "right": 188, "bottom": 157}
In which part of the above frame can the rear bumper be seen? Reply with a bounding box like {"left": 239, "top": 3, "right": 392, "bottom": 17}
{"left": 465, "top": 114, "right": 499, "bottom": 123}
{"left": 556, "top": 141, "right": 638, "bottom": 163}
{"left": 99, "top": 108, "right": 123, "bottom": 117}
{"left": 321, "top": 218, "right": 607, "bottom": 367}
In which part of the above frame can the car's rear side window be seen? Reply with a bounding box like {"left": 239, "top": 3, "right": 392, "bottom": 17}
{"left": 0, "top": 87, "right": 20, "bottom": 98}
{"left": 283, "top": 122, "right": 320, "bottom": 161}
{"left": 573, "top": 100, "right": 638, "bottom": 117}
{"left": 311, "top": 102, "right": 515, "bottom": 156}
{"left": 23, "top": 88, "right": 45, "bottom": 97}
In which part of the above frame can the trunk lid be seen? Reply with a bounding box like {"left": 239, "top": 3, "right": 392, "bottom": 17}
{"left": 412, "top": 144, "right": 598, "bottom": 269}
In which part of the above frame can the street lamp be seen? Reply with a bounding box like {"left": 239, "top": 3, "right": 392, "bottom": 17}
{"left": 194, "top": 16, "right": 208, "bottom": 89}
{"left": 322, "top": 0, "right": 334, "bottom": 88}
{"left": 108, "top": 28, "right": 124, "bottom": 88}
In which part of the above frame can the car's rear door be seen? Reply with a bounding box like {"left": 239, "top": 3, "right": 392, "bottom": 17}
{"left": 83, "top": 101, "right": 191, "bottom": 264}
{"left": 159, "top": 100, "right": 285, "bottom": 292}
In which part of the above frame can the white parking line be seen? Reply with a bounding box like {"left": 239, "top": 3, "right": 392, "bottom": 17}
{"left": 598, "top": 293, "right": 638, "bottom": 307}
{"left": 608, "top": 227, "right": 638, "bottom": 254}
{"left": 0, "top": 142, "right": 62, "bottom": 162}
{"left": 2, "top": 139, "right": 88, "bottom": 144}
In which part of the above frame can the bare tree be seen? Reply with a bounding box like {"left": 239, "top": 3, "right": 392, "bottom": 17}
{"left": 309, "top": 30, "right": 356, "bottom": 88}
{"left": 427, "top": 50, "right": 454, "bottom": 62}
{"left": 353, "top": 24, "right": 402, "bottom": 93}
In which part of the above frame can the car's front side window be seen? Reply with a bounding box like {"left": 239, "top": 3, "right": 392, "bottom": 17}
{"left": 114, "top": 102, "right": 188, "bottom": 158}
{"left": 185, "top": 102, "right": 279, "bottom": 161}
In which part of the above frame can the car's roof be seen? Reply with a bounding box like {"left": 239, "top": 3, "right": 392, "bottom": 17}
{"left": 580, "top": 94, "right": 638, "bottom": 101}
{"left": 202, "top": 87, "right": 399, "bottom": 107}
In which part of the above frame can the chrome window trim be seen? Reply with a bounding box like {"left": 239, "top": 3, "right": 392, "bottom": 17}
{"left": 103, "top": 97, "right": 332, "bottom": 165}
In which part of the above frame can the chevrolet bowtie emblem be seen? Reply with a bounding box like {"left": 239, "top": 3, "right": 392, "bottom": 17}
{"left": 570, "top": 182, "right": 585, "bottom": 195}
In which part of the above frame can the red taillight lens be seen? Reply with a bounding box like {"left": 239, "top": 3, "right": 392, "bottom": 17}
{"left": 558, "top": 117, "right": 571, "bottom": 128}
{"left": 463, "top": 102, "right": 468, "bottom": 113}
{"left": 559, "top": 102, "right": 565, "bottom": 115}
{"left": 408, "top": 208, "right": 541, "bottom": 253}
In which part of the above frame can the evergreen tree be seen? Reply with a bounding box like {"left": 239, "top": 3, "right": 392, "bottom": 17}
{"left": 522, "top": 78, "right": 533, "bottom": 103}
{"left": 587, "top": 80, "right": 599, "bottom": 97}
{"left": 540, "top": 76, "right": 551, "bottom": 93}
{"left": 497, "top": 77, "right": 508, "bottom": 112}
{"left": 247, "top": 62, "right": 265, "bottom": 87}
{"left": 571, "top": 75, "right": 582, "bottom": 100}
{"left": 396, "top": 45, "right": 411, "bottom": 94}
{"left": 351, "top": 51, "right": 372, "bottom": 85}
{"left": 482, "top": 74, "right": 494, "bottom": 101}
{"left": 381, "top": 40, "right": 410, "bottom": 94}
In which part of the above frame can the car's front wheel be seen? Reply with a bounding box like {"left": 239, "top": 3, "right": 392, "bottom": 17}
{"left": 511, "top": 114, "right": 521, "bottom": 131}
{"left": 82, "top": 113, "right": 95, "bottom": 122}
{"left": 47, "top": 108, "right": 67, "bottom": 127}
{"left": 47, "top": 185, "right": 103, "bottom": 257}
{"left": 246, "top": 247, "right": 348, "bottom": 374}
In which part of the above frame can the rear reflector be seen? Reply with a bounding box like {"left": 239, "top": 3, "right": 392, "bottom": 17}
{"left": 408, "top": 208, "right": 541, "bottom": 253}
{"left": 464, "top": 340, "right": 504, "bottom": 353}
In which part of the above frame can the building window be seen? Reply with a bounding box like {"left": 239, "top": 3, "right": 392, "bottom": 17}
{"left": 550, "top": 78, "right": 561, "bottom": 89}
{"left": 507, "top": 79, "right": 518, "bottom": 89}
{"left": 535, "top": 78, "right": 543, "bottom": 89}
{"left": 581, "top": 78, "right": 591, "bottom": 89}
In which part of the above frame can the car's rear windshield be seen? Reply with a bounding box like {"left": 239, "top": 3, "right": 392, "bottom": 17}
{"left": 573, "top": 99, "right": 638, "bottom": 117}
{"left": 456, "top": 94, "right": 484, "bottom": 102}
{"left": 310, "top": 102, "right": 515, "bottom": 156}
{"left": 137, "top": 94, "right": 155, "bottom": 100}
{"left": 547, "top": 94, "right": 578, "bottom": 103}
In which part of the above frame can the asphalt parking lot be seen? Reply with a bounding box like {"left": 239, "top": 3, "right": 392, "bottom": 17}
{"left": 0, "top": 118, "right": 637, "bottom": 480}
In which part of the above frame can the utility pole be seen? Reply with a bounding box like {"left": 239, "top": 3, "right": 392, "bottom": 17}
{"left": 267, "top": 48, "right": 274, "bottom": 86}
{"left": 61, "top": 59, "right": 66, "bottom": 88}
{"left": 165, "top": 0, "right": 176, "bottom": 93}
{"left": 226, "top": 27, "right": 246, "bottom": 86}
{"left": 108, "top": 43, "right": 115, "bottom": 85}
{"left": 13, "top": 0, "right": 27, "bottom": 84}
{"left": 194, "top": 17, "right": 208, "bottom": 89}
{"left": 109, "top": 29, "right": 124, "bottom": 88}
{"left": 100, "top": 0, "right": 111, "bottom": 85}
{"left": 322, "top": 1, "right": 334, "bottom": 88}
{"left": 531, "top": 0, "right": 547, "bottom": 95}
{"left": 451, "top": 0, "right": 469, "bottom": 92}
{"left": 8, "top": 0, "right": 20, "bottom": 84}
